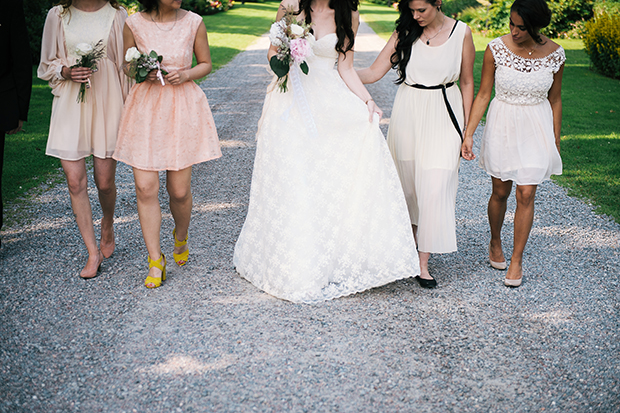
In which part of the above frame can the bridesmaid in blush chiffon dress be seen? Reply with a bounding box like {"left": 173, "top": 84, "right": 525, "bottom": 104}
{"left": 38, "top": 0, "right": 129, "bottom": 278}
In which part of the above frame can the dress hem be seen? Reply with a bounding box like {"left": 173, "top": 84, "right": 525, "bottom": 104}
{"left": 483, "top": 169, "right": 562, "bottom": 186}
{"left": 46, "top": 151, "right": 115, "bottom": 161}
{"left": 235, "top": 267, "right": 419, "bottom": 305}
{"left": 113, "top": 154, "right": 222, "bottom": 171}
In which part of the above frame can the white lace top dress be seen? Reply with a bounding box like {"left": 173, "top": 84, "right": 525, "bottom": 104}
{"left": 479, "top": 37, "right": 565, "bottom": 185}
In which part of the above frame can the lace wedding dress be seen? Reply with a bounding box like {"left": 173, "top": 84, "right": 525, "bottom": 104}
{"left": 233, "top": 33, "right": 420, "bottom": 303}
{"left": 479, "top": 37, "right": 565, "bottom": 185}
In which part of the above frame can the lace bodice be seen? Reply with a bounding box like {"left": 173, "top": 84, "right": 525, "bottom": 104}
{"left": 62, "top": 4, "right": 116, "bottom": 60}
{"left": 489, "top": 37, "right": 565, "bottom": 106}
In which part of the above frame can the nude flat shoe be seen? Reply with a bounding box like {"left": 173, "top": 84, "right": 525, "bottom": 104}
{"left": 504, "top": 276, "right": 522, "bottom": 287}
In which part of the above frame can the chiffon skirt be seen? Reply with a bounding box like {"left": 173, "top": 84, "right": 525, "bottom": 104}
{"left": 479, "top": 99, "right": 562, "bottom": 185}
{"left": 45, "top": 59, "right": 123, "bottom": 160}
{"left": 387, "top": 84, "right": 463, "bottom": 254}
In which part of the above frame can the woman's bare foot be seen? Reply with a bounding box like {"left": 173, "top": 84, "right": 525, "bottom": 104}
{"left": 80, "top": 250, "right": 104, "bottom": 279}
{"left": 489, "top": 240, "right": 505, "bottom": 264}
{"left": 100, "top": 224, "right": 115, "bottom": 258}
{"left": 506, "top": 260, "right": 523, "bottom": 280}
{"left": 173, "top": 241, "right": 188, "bottom": 258}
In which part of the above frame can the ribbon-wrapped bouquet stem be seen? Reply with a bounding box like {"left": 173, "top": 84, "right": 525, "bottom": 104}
{"left": 72, "top": 40, "right": 105, "bottom": 103}
{"left": 269, "top": 8, "right": 314, "bottom": 92}
{"left": 125, "top": 47, "right": 168, "bottom": 85}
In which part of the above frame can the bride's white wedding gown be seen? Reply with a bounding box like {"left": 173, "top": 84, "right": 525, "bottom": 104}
{"left": 233, "top": 33, "right": 420, "bottom": 303}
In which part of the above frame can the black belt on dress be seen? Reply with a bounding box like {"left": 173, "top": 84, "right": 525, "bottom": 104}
{"left": 404, "top": 81, "right": 463, "bottom": 143}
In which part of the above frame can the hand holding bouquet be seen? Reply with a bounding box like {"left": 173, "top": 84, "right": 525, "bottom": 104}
{"left": 269, "top": 8, "right": 314, "bottom": 92}
{"left": 72, "top": 40, "right": 105, "bottom": 103}
{"left": 124, "top": 48, "right": 168, "bottom": 85}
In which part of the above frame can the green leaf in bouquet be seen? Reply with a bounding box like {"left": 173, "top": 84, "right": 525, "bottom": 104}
{"left": 300, "top": 61, "right": 309, "bottom": 75}
{"left": 270, "top": 56, "right": 290, "bottom": 78}
{"left": 149, "top": 50, "right": 158, "bottom": 59}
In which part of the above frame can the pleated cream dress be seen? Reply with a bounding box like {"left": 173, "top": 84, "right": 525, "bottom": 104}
{"left": 38, "top": 3, "right": 129, "bottom": 160}
{"left": 387, "top": 22, "right": 467, "bottom": 254}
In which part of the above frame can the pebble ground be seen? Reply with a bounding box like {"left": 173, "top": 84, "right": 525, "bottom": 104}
{"left": 1, "top": 23, "right": 619, "bottom": 412}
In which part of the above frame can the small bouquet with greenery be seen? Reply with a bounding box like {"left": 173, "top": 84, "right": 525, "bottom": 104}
{"left": 124, "top": 47, "right": 168, "bottom": 85}
{"left": 72, "top": 40, "right": 105, "bottom": 103}
{"left": 269, "top": 8, "right": 314, "bottom": 92}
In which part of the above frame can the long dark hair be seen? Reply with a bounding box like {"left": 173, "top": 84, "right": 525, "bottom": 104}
{"left": 391, "top": 0, "right": 439, "bottom": 85}
{"left": 298, "top": 0, "right": 359, "bottom": 57}
{"left": 510, "top": 0, "right": 551, "bottom": 45}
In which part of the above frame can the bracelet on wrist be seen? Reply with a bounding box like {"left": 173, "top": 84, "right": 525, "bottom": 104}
{"left": 365, "top": 98, "right": 374, "bottom": 105}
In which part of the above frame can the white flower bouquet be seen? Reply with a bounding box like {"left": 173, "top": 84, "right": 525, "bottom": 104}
{"left": 269, "top": 8, "right": 314, "bottom": 92}
{"left": 72, "top": 40, "right": 105, "bottom": 103}
{"left": 124, "top": 47, "right": 168, "bottom": 85}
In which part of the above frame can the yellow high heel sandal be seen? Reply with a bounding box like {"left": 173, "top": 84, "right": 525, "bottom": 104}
{"left": 145, "top": 253, "right": 166, "bottom": 288}
{"left": 173, "top": 228, "right": 189, "bottom": 266}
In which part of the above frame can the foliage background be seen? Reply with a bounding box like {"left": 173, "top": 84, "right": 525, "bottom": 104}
{"left": 24, "top": 0, "right": 232, "bottom": 64}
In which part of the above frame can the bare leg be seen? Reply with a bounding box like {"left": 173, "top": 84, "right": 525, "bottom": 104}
{"left": 507, "top": 184, "right": 537, "bottom": 280}
{"left": 61, "top": 159, "right": 103, "bottom": 278}
{"left": 93, "top": 158, "right": 117, "bottom": 258}
{"left": 167, "top": 167, "right": 193, "bottom": 257}
{"left": 133, "top": 168, "right": 163, "bottom": 285}
{"left": 488, "top": 177, "right": 512, "bottom": 264}
{"left": 412, "top": 224, "right": 433, "bottom": 281}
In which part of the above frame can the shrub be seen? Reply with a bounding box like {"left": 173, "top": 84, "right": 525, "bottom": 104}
{"left": 24, "top": 0, "right": 56, "bottom": 63}
{"left": 547, "top": 0, "right": 594, "bottom": 37}
{"left": 457, "top": 0, "right": 596, "bottom": 39}
{"left": 184, "top": 0, "right": 234, "bottom": 15}
{"left": 583, "top": 10, "right": 620, "bottom": 79}
{"left": 441, "top": 0, "right": 481, "bottom": 17}
{"left": 593, "top": 0, "right": 620, "bottom": 15}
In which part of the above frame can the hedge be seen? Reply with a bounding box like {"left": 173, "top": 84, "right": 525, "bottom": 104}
{"left": 583, "top": 8, "right": 620, "bottom": 79}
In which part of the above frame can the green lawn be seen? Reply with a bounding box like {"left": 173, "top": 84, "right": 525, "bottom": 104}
{"left": 360, "top": 1, "right": 620, "bottom": 222}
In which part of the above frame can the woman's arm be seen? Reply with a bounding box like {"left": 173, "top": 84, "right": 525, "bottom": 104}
{"left": 356, "top": 31, "right": 397, "bottom": 84}
{"left": 268, "top": 0, "right": 299, "bottom": 61}
{"left": 547, "top": 64, "right": 564, "bottom": 153}
{"left": 122, "top": 22, "right": 137, "bottom": 76}
{"left": 461, "top": 44, "right": 495, "bottom": 160}
{"left": 459, "top": 25, "right": 475, "bottom": 127}
{"left": 166, "top": 21, "right": 212, "bottom": 84}
{"left": 338, "top": 11, "right": 382, "bottom": 121}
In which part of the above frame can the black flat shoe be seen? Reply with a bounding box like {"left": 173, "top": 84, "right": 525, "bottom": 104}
{"left": 415, "top": 275, "right": 437, "bottom": 288}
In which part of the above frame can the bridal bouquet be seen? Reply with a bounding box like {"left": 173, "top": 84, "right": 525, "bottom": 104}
{"left": 124, "top": 47, "right": 168, "bottom": 85}
{"left": 269, "top": 8, "right": 314, "bottom": 92}
{"left": 72, "top": 40, "right": 105, "bottom": 103}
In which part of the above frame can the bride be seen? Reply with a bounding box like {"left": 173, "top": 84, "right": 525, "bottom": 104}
{"left": 233, "top": 0, "right": 420, "bottom": 303}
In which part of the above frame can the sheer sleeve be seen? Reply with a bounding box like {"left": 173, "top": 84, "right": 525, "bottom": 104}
{"left": 37, "top": 6, "right": 70, "bottom": 94}
{"left": 108, "top": 7, "right": 132, "bottom": 100}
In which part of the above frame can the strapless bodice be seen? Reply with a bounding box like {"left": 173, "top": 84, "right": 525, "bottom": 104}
{"left": 306, "top": 33, "right": 338, "bottom": 70}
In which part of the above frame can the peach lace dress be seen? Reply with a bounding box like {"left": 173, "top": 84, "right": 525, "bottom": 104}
{"left": 113, "top": 11, "right": 221, "bottom": 171}
{"left": 38, "top": 4, "right": 129, "bottom": 160}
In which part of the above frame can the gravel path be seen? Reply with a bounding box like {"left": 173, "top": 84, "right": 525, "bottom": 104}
{"left": 1, "top": 22, "right": 619, "bottom": 412}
